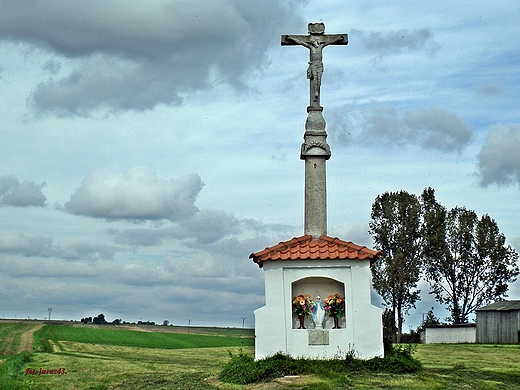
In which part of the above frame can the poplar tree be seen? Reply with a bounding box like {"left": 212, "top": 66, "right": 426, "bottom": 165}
{"left": 421, "top": 189, "right": 519, "bottom": 324}
{"left": 369, "top": 190, "right": 422, "bottom": 342}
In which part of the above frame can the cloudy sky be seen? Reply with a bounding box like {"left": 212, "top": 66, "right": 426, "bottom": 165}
{"left": 1, "top": 0, "right": 519, "bottom": 329}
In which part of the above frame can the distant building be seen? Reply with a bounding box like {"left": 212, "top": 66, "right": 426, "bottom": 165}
{"left": 420, "top": 324, "right": 476, "bottom": 344}
{"left": 476, "top": 300, "right": 520, "bottom": 344}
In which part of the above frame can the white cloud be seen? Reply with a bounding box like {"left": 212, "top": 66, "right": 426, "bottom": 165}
{"left": 0, "top": 176, "right": 47, "bottom": 207}
{"left": 175, "top": 209, "right": 240, "bottom": 244}
{"left": 0, "top": 230, "right": 119, "bottom": 260}
{"left": 353, "top": 28, "right": 439, "bottom": 56}
{"left": 108, "top": 264, "right": 173, "bottom": 287}
{"left": 477, "top": 123, "right": 520, "bottom": 187}
{"left": 0, "top": 175, "right": 18, "bottom": 194}
{"left": 108, "top": 210, "right": 295, "bottom": 248}
{"left": 109, "top": 227, "right": 172, "bottom": 247}
{"left": 329, "top": 103, "right": 473, "bottom": 153}
{"left": 0, "top": 231, "right": 53, "bottom": 257}
{"left": 54, "top": 242, "right": 119, "bottom": 261}
{"left": 64, "top": 167, "right": 203, "bottom": 221}
{"left": 0, "top": 0, "right": 305, "bottom": 115}
{"left": 403, "top": 105, "right": 473, "bottom": 153}
{"left": 0, "top": 258, "right": 100, "bottom": 278}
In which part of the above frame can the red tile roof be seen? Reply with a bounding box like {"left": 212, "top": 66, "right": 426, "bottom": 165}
{"left": 250, "top": 235, "right": 381, "bottom": 268}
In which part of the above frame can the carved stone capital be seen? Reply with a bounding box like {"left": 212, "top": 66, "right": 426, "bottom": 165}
{"left": 300, "top": 140, "right": 331, "bottom": 159}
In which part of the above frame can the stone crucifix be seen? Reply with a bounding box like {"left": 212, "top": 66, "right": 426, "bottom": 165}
{"left": 282, "top": 23, "right": 348, "bottom": 108}
{"left": 282, "top": 23, "right": 348, "bottom": 238}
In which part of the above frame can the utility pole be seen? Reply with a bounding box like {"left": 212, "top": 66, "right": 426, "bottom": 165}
{"left": 240, "top": 317, "right": 247, "bottom": 328}
{"left": 187, "top": 319, "right": 192, "bottom": 334}
{"left": 48, "top": 307, "right": 52, "bottom": 321}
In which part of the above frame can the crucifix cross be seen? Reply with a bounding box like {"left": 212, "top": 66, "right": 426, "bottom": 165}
{"left": 282, "top": 23, "right": 348, "bottom": 108}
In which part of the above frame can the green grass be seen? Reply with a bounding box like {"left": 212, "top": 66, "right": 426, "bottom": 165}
{"left": 412, "top": 343, "right": 520, "bottom": 390}
{"left": 1, "top": 322, "right": 520, "bottom": 389}
{"left": 3, "top": 344, "right": 240, "bottom": 390}
{"left": 0, "top": 351, "right": 36, "bottom": 390}
{"left": 33, "top": 324, "right": 254, "bottom": 352}
{"left": 0, "top": 323, "right": 39, "bottom": 357}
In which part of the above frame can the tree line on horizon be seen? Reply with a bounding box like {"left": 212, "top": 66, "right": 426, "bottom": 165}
{"left": 369, "top": 187, "right": 519, "bottom": 342}
{"left": 80, "top": 313, "right": 160, "bottom": 326}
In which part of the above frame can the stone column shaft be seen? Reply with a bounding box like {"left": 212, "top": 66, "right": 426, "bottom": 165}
{"left": 301, "top": 107, "right": 330, "bottom": 238}
{"left": 304, "top": 156, "right": 327, "bottom": 237}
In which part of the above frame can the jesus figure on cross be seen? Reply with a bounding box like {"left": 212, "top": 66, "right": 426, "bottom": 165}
{"left": 282, "top": 23, "right": 348, "bottom": 108}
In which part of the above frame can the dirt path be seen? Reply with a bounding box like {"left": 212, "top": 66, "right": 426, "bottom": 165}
{"left": 18, "top": 324, "right": 44, "bottom": 353}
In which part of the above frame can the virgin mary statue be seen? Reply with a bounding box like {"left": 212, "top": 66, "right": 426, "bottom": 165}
{"left": 311, "top": 296, "right": 325, "bottom": 329}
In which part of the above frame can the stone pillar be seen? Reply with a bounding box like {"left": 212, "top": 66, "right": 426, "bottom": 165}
{"left": 301, "top": 106, "right": 330, "bottom": 238}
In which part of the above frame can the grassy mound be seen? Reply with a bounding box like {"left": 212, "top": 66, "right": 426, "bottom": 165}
{"left": 219, "top": 344, "right": 422, "bottom": 385}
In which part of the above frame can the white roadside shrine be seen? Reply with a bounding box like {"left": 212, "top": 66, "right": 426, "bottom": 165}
{"left": 249, "top": 23, "right": 384, "bottom": 360}
{"left": 250, "top": 235, "right": 383, "bottom": 359}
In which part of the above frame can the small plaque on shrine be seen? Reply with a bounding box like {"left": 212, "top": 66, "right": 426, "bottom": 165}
{"left": 308, "top": 329, "right": 329, "bottom": 345}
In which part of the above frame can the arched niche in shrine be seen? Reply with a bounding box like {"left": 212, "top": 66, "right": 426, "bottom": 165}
{"left": 291, "top": 276, "right": 346, "bottom": 329}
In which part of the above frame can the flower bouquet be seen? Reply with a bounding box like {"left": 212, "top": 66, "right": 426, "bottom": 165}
{"left": 324, "top": 294, "right": 345, "bottom": 328}
{"left": 292, "top": 294, "right": 314, "bottom": 328}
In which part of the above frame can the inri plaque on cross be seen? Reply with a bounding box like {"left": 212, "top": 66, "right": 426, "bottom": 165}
{"left": 282, "top": 23, "right": 348, "bottom": 109}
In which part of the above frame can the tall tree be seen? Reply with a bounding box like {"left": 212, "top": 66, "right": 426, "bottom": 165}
{"left": 421, "top": 189, "right": 519, "bottom": 324}
{"left": 369, "top": 190, "right": 422, "bottom": 342}
{"left": 420, "top": 307, "right": 441, "bottom": 329}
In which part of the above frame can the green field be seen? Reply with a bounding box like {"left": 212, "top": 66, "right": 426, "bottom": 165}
{"left": 1, "top": 322, "right": 520, "bottom": 389}
{"left": 33, "top": 324, "right": 254, "bottom": 352}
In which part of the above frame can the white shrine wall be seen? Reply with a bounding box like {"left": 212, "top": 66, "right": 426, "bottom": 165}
{"left": 254, "top": 259, "right": 383, "bottom": 360}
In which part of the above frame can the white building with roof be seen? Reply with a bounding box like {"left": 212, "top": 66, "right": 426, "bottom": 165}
{"left": 250, "top": 235, "right": 384, "bottom": 360}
